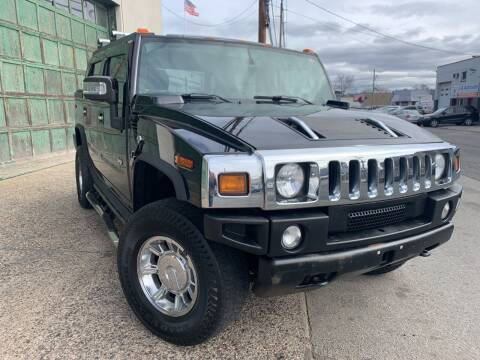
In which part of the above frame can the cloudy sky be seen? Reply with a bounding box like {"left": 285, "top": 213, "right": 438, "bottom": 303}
{"left": 162, "top": 0, "right": 480, "bottom": 92}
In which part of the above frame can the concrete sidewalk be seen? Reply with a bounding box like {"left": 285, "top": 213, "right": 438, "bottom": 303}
{"left": 0, "top": 163, "right": 310, "bottom": 359}
{"left": 0, "top": 164, "right": 479, "bottom": 359}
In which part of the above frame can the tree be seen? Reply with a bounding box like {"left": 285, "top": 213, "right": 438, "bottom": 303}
{"left": 333, "top": 75, "right": 355, "bottom": 95}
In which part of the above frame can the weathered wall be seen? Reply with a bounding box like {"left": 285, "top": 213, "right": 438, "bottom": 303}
{"left": 115, "top": 0, "right": 163, "bottom": 34}
{"left": 0, "top": 0, "right": 109, "bottom": 164}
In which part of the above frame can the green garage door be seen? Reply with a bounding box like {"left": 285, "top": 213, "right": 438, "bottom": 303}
{"left": 0, "top": 0, "right": 114, "bottom": 164}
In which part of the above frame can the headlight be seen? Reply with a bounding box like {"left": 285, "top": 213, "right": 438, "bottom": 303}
{"left": 435, "top": 153, "right": 446, "bottom": 180}
{"left": 276, "top": 163, "right": 305, "bottom": 199}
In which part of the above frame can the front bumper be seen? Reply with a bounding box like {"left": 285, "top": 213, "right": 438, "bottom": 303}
{"left": 203, "top": 184, "right": 462, "bottom": 296}
{"left": 254, "top": 223, "right": 453, "bottom": 296}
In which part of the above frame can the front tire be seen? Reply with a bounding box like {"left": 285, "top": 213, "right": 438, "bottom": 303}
{"left": 75, "top": 146, "right": 93, "bottom": 209}
{"left": 430, "top": 119, "right": 438, "bottom": 128}
{"left": 464, "top": 118, "right": 473, "bottom": 126}
{"left": 117, "top": 199, "right": 250, "bottom": 346}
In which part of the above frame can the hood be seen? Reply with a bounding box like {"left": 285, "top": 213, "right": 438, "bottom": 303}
{"left": 195, "top": 108, "right": 443, "bottom": 151}
{"left": 137, "top": 98, "right": 444, "bottom": 151}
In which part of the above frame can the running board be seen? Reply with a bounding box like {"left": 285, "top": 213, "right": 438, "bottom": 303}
{"left": 86, "top": 191, "right": 120, "bottom": 247}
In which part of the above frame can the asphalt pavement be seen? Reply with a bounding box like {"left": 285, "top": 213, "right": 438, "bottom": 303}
{"left": 1, "top": 127, "right": 479, "bottom": 359}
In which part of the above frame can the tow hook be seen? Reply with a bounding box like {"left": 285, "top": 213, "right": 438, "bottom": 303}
{"left": 420, "top": 250, "right": 431, "bottom": 257}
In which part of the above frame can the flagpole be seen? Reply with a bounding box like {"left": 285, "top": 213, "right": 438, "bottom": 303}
{"left": 183, "top": 7, "right": 186, "bottom": 35}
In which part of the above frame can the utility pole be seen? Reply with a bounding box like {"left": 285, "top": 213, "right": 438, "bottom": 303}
{"left": 279, "top": 0, "right": 285, "bottom": 48}
{"left": 372, "top": 68, "right": 376, "bottom": 109}
{"left": 258, "top": 0, "right": 267, "bottom": 44}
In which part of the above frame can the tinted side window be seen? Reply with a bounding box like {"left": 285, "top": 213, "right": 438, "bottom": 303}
{"left": 108, "top": 54, "right": 128, "bottom": 115}
{"left": 89, "top": 60, "right": 105, "bottom": 76}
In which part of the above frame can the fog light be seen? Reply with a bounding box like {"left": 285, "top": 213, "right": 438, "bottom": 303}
{"left": 441, "top": 202, "right": 451, "bottom": 220}
{"left": 281, "top": 225, "right": 302, "bottom": 250}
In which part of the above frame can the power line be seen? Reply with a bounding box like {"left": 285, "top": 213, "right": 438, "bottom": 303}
{"left": 305, "top": 0, "right": 474, "bottom": 57}
{"left": 270, "top": 0, "right": 277, "bottom": 46}
{"left": 163, "top": 0, "right": 257, "bottom": 28}
{"left": 278, "top": 6, "right": 386, "bottom": 50}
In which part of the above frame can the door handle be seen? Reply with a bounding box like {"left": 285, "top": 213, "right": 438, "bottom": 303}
{"left": 98, "top": 113, "right": 104, "bottom": 123}
{"left": 83, "top": 107, "right": 87, "bottom": 116}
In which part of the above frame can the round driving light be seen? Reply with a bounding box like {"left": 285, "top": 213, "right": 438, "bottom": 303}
{"left": 441, "top": 202, "right": 451, "bottom": 220}
{"left": 281, "top": 225, "right": 302, "bottom": 250}
{"left": 276, "top": 163, "right": 305, "bottom": 199}
{"left": 435, "top": 154, "right": 446, "bottom": 180}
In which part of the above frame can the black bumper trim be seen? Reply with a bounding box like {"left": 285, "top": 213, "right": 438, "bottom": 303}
{"left": 204, "top": 185, "right": 461, "bottom": 257}
{"left": 254, "top": 222, "right": 453, "bottom": 297}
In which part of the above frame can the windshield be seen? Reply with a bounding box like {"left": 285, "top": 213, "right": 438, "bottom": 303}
{"left": 137, "top": 38, "right": 333, "bottom": 104}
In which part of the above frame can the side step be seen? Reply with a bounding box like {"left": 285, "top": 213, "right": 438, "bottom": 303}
{"left": 86, "top": 191, "right": 120, "bottom": 247}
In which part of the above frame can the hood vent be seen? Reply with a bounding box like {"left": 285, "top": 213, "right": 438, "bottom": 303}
{"left": 358, "top": 118, "right": 402, "bottom": 138}
{"left": 278, "top": 117, "right": 323, "bottom": 140}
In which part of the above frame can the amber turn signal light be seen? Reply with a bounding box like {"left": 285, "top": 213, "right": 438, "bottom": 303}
{"left": 218, "top": 173, "right": 249, "bottom": 196}
{"left": 175, "top": 155, "right": 194, "bottom": 170}
{"left": 137, "top": 28, "right": 151, "bottom": 33}
{"left": 453, "top": 154, "right": 461, "bottom": 173}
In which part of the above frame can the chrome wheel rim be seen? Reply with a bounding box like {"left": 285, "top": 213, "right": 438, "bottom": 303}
{"left": 137, "top": 236, "right": 198, "bottom": 317}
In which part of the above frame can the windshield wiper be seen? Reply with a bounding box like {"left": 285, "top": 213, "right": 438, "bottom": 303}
{"left": 254, "top": 95, "right": 313, "bottom": 105}
{"left": 181, "top": 93, "right": 231, "bottom": 103}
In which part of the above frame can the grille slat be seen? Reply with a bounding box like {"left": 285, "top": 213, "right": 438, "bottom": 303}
{"left": 347, "top": 204, "right": 407, "bottom": 232}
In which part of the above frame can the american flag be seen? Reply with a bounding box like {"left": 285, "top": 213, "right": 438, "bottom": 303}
{"left": 184, "top": 0, "right": 199, "bottom": 16}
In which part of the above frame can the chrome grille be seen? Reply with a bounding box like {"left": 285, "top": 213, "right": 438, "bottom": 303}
{"left": 347, "top": 204, "right": 407, "bottom": 232}
{"left": 323, "top": 154, "right": 449, "bottom": 203}
{"left": 259, "top": 143, "right": 458, "bottom": 210}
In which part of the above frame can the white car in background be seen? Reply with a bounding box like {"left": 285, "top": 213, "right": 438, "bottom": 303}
{"left": 391, "top": 108, "right": 423, "bottom": 124}
{"left": 373, "top": 106, "right": 402, "bottom": 114}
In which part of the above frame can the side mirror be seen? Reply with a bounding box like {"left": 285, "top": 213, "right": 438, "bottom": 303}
{"left": 83, "top": 76, "right": 117, "bottom": 103}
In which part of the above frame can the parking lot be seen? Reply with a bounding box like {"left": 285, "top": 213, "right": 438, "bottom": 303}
{"left": 1, "top": 126, "right": 479, "bottom": 359}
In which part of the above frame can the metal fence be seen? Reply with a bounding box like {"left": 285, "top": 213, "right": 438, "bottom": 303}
{"left": 0, "top": 0, "right": 109, "bottom": 164}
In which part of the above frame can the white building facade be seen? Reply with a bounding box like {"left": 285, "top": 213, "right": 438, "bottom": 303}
{"left": 436, "top": 56, "right": 480, "bottom": 110}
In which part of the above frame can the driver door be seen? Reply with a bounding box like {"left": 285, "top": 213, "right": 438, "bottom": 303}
{"left": 96, "top": 52, "right": 131, "bottom": 202}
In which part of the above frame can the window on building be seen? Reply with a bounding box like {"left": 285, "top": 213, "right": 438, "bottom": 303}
{"left": 95, "top": 4, "right": 109, "bottom": 28}
{"left": 54, "top": 0, "right": 69, "bottom": 12}
{"left": 41, "top": 0, "right": 113, "bottom": 30}
{"left": 83, "top": 0, "right": 96, "bottom": 23}
{"left": 70, "top": 0, "right": 83, "bottom": 17}
{"left": 462, "top": 71, "right": 467, "bottom": 82}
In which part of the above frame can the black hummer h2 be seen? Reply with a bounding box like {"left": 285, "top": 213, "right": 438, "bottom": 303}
{"left": 74, "top": 32, "right": 462, "bottom": 345}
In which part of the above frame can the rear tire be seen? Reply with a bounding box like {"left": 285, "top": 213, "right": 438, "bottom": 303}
{"left": 117, "top": 199, "right": 250, "bottom": 346}
{"left": 364, "top": 261, "right": 406, "bottom": 275}
{"left": 75, "top": 146, "right": 93, "bottom": 209}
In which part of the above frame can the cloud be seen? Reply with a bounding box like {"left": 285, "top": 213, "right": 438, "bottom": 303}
{"left": 284, "top": 21, "right": 342, "bottom": 37}
{"left": 369, "top": 1, "right": 456, "bottom": 18}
